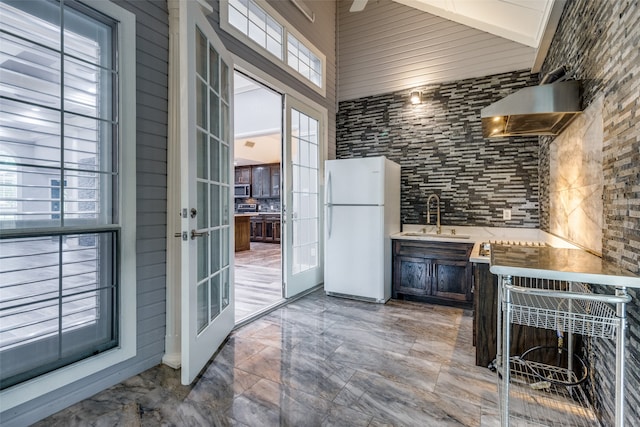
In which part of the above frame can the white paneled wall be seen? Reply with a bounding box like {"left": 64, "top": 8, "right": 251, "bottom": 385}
{"left": 337, "top": 0, "right": 535, "bottom": 101}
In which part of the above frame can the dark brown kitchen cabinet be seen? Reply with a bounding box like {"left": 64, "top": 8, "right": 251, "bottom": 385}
{"left": 250, "top": 214, "right": 280, "bottom": 243}
{"left": 270, "top": 165, "right": 280, "bottom": 197}
{"left": 264, "top": 215, "right": 280, "bottom": 243}
{"left": 234, "top": 166, "right": 251, "bottom": 184}
{"left": 251, "top": 165, "right": 271, "bottom": 198}
{"left": 392, "top": 240, "right": 473, "bottom": 308}
{"left": 251, "top": 163, "right": 280, "bottom": 198}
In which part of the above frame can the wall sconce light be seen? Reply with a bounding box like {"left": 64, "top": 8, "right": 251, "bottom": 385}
{"left": 410, "top": 91, "right": 422, "bottom": 104}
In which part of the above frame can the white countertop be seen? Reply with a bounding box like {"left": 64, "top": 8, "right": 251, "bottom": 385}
{"left": 392, "top": 224, "right": 640, "bottom": 287}
{"left": 391, "top": 225, "right": 577, "bottom": 263}
{"left": 489, "top": 245, "right": 640, "bottom": 288}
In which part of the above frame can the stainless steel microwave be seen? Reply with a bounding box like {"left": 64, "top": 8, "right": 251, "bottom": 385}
{"left": 234, "top": 184, "right": 250, "bottom": 198}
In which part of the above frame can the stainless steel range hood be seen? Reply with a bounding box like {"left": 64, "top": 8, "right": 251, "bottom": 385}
{"left": 481, "top": 80, "right": 581, "bottom": 138}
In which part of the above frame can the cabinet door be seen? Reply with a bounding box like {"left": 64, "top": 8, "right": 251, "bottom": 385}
{"left": 250, "top": 217, "right": 264, "bottom": 242}
{"left": 273, "top": 220, "right": 280, "bottom": 243}
{"left": 271, "top": 165, "right": 280, "bottom": 197}
{"left": 264, "top": 220, "right": 274, "bottom": 242}
{"left": 251, "top": 166, "right": 270, "bottom": 198}
{"left": 432, "top": 259, "right": 470, "bottom": 301}
{"left": 235, "top": 166, "right": 251, "bottom": 184}
{"left": 393, "top": 255, "right": 431, "bottom": 297}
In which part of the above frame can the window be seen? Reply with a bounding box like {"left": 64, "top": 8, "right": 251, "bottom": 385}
{"left": 0, "top": 0, "right": 135, "bottom": 395}
{"left": 228, "top": 0, "right": 283, "bottom": 60}
{"left": 220, "top": 0, "right": 326, "bottom": 95}
{"left": 287, "top": 33, "right": 322, "bottom": 87}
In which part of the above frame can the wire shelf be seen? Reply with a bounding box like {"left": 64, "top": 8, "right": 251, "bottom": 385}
{"left": 508, "top": 283, "right": 619, "bottom": 340}
{"left": 499, "top": 357, "right": 600, "bottom": 427}
{"left": 497, "top": 272, "right": 630, "bottom": 427}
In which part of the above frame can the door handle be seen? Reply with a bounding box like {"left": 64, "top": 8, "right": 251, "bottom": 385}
{"left": 326, "top": 172, "right": 332, "bottom": 206}
{"left": 191, "top": 229, "right": 209, "bottom": 239}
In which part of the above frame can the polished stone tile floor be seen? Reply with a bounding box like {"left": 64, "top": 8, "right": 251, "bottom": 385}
{"left": 35, "top": 290, "right": 585, "bottom": 426}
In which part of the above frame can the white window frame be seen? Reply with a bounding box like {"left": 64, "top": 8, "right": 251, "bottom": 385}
{"left": 0, "top": 0, "right": 136, "bottom": 411}
{"left": 220, "top": 0, "right": 326, "bottom": 97}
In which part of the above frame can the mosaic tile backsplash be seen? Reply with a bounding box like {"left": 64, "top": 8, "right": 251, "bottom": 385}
{"left": 336, "top": 70, "right": 540, "bottom": 228}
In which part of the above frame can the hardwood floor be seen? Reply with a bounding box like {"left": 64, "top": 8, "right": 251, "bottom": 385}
{"left": 234, "top": 242, "right": 283, "bottom": 322}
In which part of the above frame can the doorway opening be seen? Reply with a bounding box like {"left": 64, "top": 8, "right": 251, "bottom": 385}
{"left": 233, "top": 71, "right": 284, "bottom": 323}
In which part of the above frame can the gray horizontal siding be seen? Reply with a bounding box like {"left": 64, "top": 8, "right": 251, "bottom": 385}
{"left": 0, "top": 1, "right": 170, "bottom": 425}
{"left": 337, "top": 0, "right": 535, "bottom": 101}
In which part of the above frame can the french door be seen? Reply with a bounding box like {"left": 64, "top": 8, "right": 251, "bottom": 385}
{"left": 178, "top": 1, "right": 234, "bottom": 385}
{"left": 283, "top": 96, "right": 323, "bottom": 297}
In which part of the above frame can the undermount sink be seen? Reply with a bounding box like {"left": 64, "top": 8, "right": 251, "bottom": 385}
{"left": 401, "top": 231, "right": 471, "bottom": 239}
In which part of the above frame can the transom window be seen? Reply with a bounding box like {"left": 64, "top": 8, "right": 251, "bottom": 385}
{"left": 0, "top": 0, "right": 120, "bottom": 389}
{"left": 228, "top": 0, "right": 283, "bottom": 60}
{"left": 287, "top": 33, "right": 322, "bottom": 88}
{"left": 220, "top": 0, "right": 326, "bottom": 95}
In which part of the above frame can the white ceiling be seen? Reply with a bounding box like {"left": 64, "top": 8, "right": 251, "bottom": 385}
{"left": 338, "top": 0, "right": 565, "bottom": 101}
{"left": 392, "top": 0, "right": 557, "bottom": 48}
{"left": 234, "top": 73, "right": 282, "bottom": 166}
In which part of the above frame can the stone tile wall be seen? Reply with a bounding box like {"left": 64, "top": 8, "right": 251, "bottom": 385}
{"left": 541, "top": 0, "right": 640, "bottom": 424}
{"left": 336, "top": 71, "right": 540, "bottom": 228}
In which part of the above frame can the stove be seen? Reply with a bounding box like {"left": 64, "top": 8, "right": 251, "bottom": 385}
{"left": 479, "top": 240, "right": 546, "bottom": 257}
{"left": 236, "top": 203, "right": 257, "bottom": 213}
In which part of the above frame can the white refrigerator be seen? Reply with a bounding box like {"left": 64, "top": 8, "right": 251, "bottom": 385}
{"left": 324, "top": 156, "right": 401, "bottom": 303}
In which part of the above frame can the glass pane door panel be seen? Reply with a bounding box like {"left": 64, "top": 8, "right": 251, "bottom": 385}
{"left": 210, "top": 274, "right": 220, "bottom": 321}
{"left": 220, "top": 145, "right": 229, "bottom": 184}
{"left": 211, "top": 228, "right": 220, "bottom": 272}
{"left": 197, "top": 234, "right": 208, "bottom": 281}
{"left": 210, "top": 91, "right": 220, "bottom": 137}
{"left": 221, "top": 62, "right": 229, "bottom": 101}
{"left": 211, "top": 184, "right": 220, "bottom": 226}
{"left": 196, "top": 28, "right": 206, "bottom": 77}
{"left": 197, "top": 182, "right": 208, "bottom": 229}
{"left": 194, "top": 34, "right": 231, "bottom": 333}
{"left": 221, "top": 269, "right": 229, "bottom": 309}
{"left": 197, "top": 77, "right": 207, "bottom": 129}
{"left": 210, "top": 138, "right": 220, "bottom": 181}
{"left": 209, "top": 47, "right": 219, "bottom": 93}
{"left": 221, "top": 187, "right": 229, "bottom": 226}
{"left": 197, "top": 282, "right": 208, "bottom": 333}
{"left": 290, "top": 108, "right": 319, "bottom": 275}
{"left": 197, "top": 131, "right": 207, "bottom": 179}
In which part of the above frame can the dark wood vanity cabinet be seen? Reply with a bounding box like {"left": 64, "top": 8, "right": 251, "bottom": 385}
{"left": 392, "top": 240, "right": 474, "bottom": 308}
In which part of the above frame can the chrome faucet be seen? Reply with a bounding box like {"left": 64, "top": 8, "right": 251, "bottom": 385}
{"left": 426, "top": 193, "right": 441, "bottom": 234}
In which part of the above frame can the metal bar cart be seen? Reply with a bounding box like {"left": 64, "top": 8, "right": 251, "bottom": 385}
{"left": 490, "top": 245, "right": 639, "bottom": 427}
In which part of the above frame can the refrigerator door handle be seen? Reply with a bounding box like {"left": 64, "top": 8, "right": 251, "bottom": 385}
{"left": 326, "top": 171, "right": 332, "bottom": 238}
{"left": 326, "top": 171, "right": 332, "bottom": 206}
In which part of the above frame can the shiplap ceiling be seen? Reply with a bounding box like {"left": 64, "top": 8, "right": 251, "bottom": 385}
{"left": 338, "top": 0, "right": 564, "bottom": 101}
{"left": 392, "top": 0, "right": 555, "bottom": 48}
